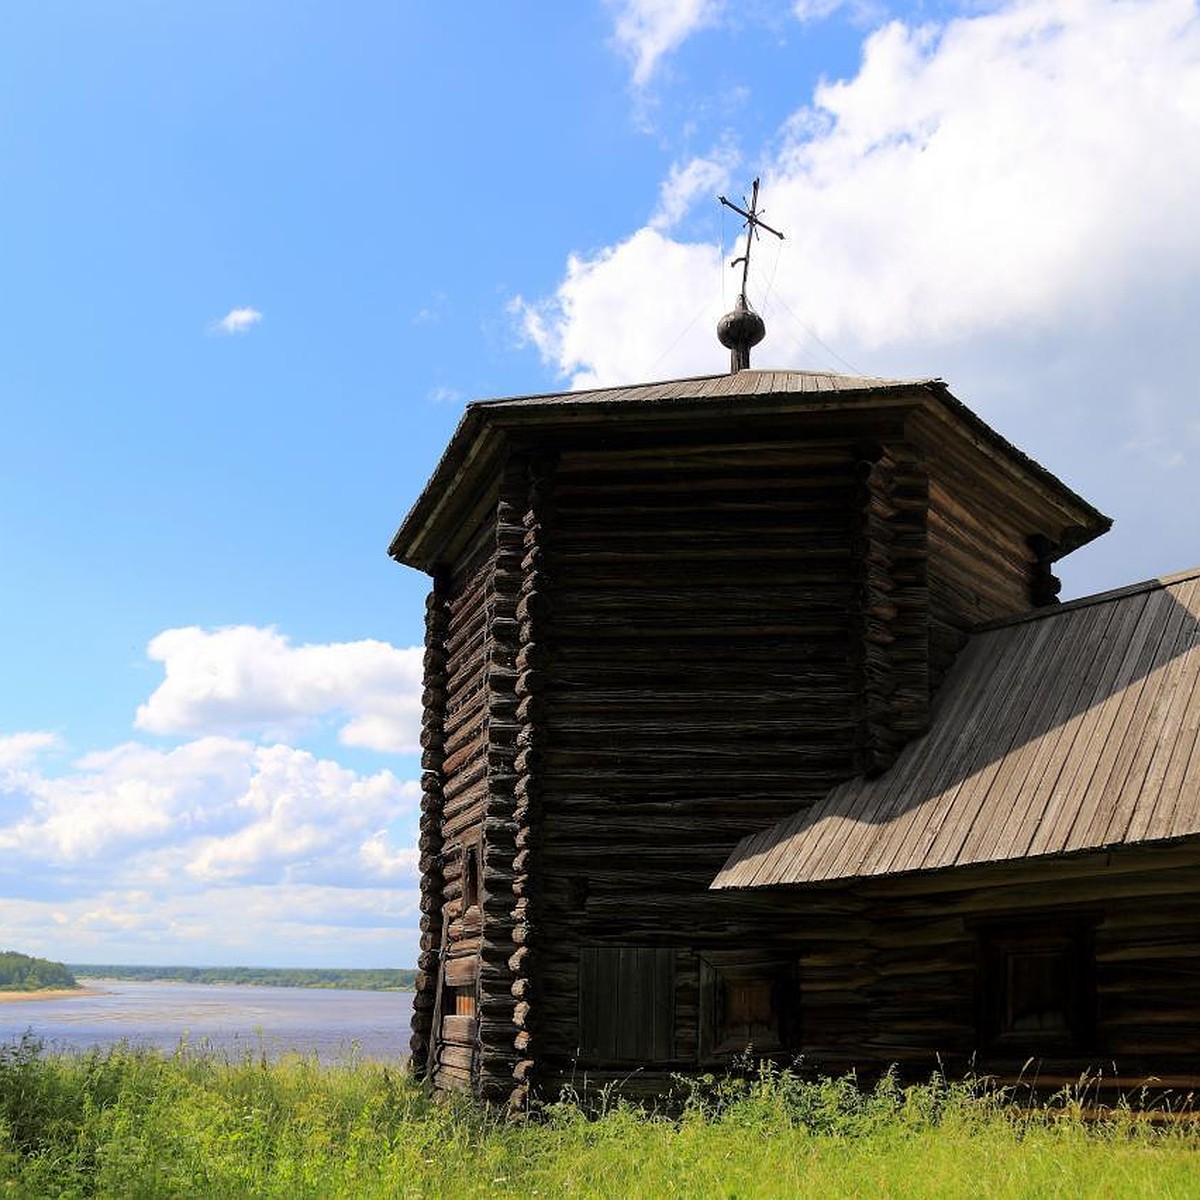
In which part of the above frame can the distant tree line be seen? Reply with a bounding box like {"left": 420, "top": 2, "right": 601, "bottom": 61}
{"left": 0, "top": 951, "right": 78, "bottom": 991}
{"left": 68, "top": 965, "right": 417, "bottom": 991}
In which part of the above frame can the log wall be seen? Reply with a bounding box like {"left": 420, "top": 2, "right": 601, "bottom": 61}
{"left": 923, "top": 450, "right": 1064, "bottom": 685}
{"left": 786, "top": 842, "right": 1200, "bottom": 1084}
{"left": 420, "top": 522, "right": 496, "bottom": 1092}
{"left": 529, "top": 430, "right": 913, "bottom": 1094}
{"left": 412, "top": 406, "right": 1101, "bottom": 1102}
{"left": 410, "top": 571, "right": 450, "bottom": 1076}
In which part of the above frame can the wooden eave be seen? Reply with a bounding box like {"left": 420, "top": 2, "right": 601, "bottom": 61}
{"left": 713, "top": 567, "right": 1200, "bottom": 891}
{"left": 908, "top": 386, "right": 1110, "bottom": 557}
{"left": 388, "top": 407, "right": 507, "bottom": 573}
{"left": 388, "top": 370, "right": 1109, "bottom": 572}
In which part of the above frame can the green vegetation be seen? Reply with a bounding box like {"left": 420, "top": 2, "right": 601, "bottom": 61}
{"left": 1, "top": 1040, "right": 1198, "bottom": 1199}
{"left": 68, "top": 965, "right": 416, "bottom": 991}
{"left": 0, "top": 951, "right": 77, "bottom": 992}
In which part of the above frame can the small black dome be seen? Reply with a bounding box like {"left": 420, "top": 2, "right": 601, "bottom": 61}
{"left": 717, "top": 294, "right": 766, "bottom": 372}
{"left": 717, "top": 302, "right": 765, "bottom": 351}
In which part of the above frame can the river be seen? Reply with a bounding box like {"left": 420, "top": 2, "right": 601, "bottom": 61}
{"left": 0, "top": 979, "right": 414, "bottom": 1062}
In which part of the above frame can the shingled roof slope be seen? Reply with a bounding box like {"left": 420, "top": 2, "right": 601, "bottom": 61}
{"left": 714, "top": 568, "right": 1200, "bottom": 889}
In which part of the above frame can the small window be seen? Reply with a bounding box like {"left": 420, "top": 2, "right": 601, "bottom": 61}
{"left": 699, "top": 952, "right": 796, "bottom": 1060}
{"left": 979, "top": 920, "right": 1095, "bottom": 1053}
{"left": 578, "top": 946, "right": 675, "bottom": 1063}
{"left": 462, "top": 841, "right": 481, "bottom": 912}
{"left": 445, "top": 985, "right": 476, "bottom": 1018}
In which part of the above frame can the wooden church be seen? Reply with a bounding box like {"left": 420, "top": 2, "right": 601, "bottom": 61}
{"left": 389, "top": 194, "right": 1200, "bottom": 1108}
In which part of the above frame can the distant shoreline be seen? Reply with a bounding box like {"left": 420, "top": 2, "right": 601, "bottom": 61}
{"left": 0, "top": 986, "right": 102, "bottom": 1004}
{"left": 67, "top": 966, "right": 416, "bottom": 992}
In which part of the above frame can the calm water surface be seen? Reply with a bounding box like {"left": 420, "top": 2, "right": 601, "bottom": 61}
{"left": 0, "top": 979, "right": 414, "bottom": 1062}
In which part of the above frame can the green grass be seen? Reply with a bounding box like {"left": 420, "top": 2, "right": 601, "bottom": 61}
{"left": 1, "top": 1035, "right": 1198, "bottom": 1198}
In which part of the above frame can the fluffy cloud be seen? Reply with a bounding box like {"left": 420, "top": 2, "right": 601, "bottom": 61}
{"left": 526, "top": 0, "right": 1200, "bottom": 595}
{"left": 0, "top": 617, "right": 427, "bottom": 962}
{"left": 0, "top": 882, "right": 421, "bottom": 966}
{"left": 609, "top": 0, "right": 725, "bottom": 86}
{"left": 651, "top": 154, "right": 737, "bottom": 231}
{"left": 210, "top": 306, "right": 263, "bottom": 335}
{"left": 0, "top": 731, "right": 60, "bottom": 771}
{"left": 181, "top": 744, "right": 417, "bottom": 885}
{"left": 515, "top": 228, "right": 725, "bottom": 389}
{"left": 135, "top": 625, "right": 424, "bottom": 754}
{"left": 0, "top": 735, "right": 414, "bottom": 878}
{"left": 793, "top": 0, "right": 879, "bottom": 23}
{"left": 0, "top": 735, "right": 251, "bottom": 863}
{"left": 536, "top": 0, "right": 1200, "bottom": 382}
{"left": 793, "top": 0, "right": 849, "bottom": 19}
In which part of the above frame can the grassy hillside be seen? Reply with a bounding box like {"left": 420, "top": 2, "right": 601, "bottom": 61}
{"left": 0, "top": 951, "right": 77, "bottom": 992}
{"left": 0, "top": 1038, "right": 1197, "bottom": 1198}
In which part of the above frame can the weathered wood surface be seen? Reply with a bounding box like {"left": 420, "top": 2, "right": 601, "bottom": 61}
{"left": 395, "top": 373, "right": 1118, "bottom": 1101}
{"left": 417, "top": 537, "right": 496, "bottom": 1091}
{"left": 783, "top": 841, "right": 1200, "bottom": 1080}
{"left": 409, "top": 571, "right": 450, "bottom": 1076}
{"left": 390, "top": 372, "right": 1109, "bottom": 577}
{"left": 505, "top": 453, "right": 556, "bottom": 1111}
{"left": 716, "top": 571, "right": 1200, "bottom": 889}
{"left": 529, "top": 434, "right": 899, "bottom": 1090}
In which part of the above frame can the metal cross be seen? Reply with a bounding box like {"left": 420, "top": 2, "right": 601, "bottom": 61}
{"left": 718, "top": 178, "right": 785, "bottom": 297}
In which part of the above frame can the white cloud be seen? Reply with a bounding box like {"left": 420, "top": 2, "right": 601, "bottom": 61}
{"left": 651, "top": 154, "right": 736, "bottom": 231}
{"left": 210, "top": 306, "right": 263, "bottom": 335}
{"left": 182, "top": 744, "right": 415, "bottom": 884}
{"left": 0, "top": 735, "right": 254, "bottom": 863}
{"left": 794, "top": 0, "right": 849, "bottom": 20}
{"left": 413, "top": 291, "right": 450, "bottom": 324}
{"left": 358, "top": 830, "right": 420, "bottom": 880}
{"left": 523, "top": 0, "right": 1200, "bottom": 596}
{"left": 793, "top": 0, "right": 883, "bottom": 23}
{"left": 0, "top": 733, "right": 416, "bottom": 880}
{"left": 0, "top": 727, "right": 419, "bottom": 953}
{"left": 0, "top": 731, "right": 60, "bottom": 771}
{"left": 427, "top": 384, "right": 462, "bottom": 405}
{"left": 0, "top": 882, "right": 422, "bottom": 966}
{"left": 609, "top": 0, "right": 726, "bottom": 86}
{"left": 538, "top": 0, "right": 1200, "bottom": 379}
{"left": 0, "top": 617, "right": 428, "bottom": 962}
{"left": 135, "top": 625, "right": 424, "bottom": 754}
{"left": 514, "top": 227, "right": 725, "bottom": 388}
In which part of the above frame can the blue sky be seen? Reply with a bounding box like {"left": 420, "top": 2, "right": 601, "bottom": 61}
{"left": 2, "top": 0, "right": 1198, "bottom": 967}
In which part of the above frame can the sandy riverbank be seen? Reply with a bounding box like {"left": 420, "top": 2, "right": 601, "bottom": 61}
{"left": 0, "top": 987, "right": 103, "bottom": 1004}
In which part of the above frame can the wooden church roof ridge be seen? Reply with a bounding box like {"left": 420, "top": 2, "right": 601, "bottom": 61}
{"left": 389, "top": 367, "right": 1110, "bottom": 570}
{"left": 713, "top": 565, "right": 1200, "bottom": 892}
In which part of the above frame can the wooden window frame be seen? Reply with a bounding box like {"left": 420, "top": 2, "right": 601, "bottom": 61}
{"left": 461, "top": 837, "right": 483, "bottom": 914}
{"left": 976, "top": 917, "right": 1097, "bottom": 1056}
{"left": 698, "top": 951, "right": 798, "bottom": 1062}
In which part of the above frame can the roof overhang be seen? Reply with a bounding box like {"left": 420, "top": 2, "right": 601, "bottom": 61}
{"left": 712, "top": 568, "right": 1200, "bottom": 891}
{"left": 388, "top": 369, "right": 1110, "bottom": 573}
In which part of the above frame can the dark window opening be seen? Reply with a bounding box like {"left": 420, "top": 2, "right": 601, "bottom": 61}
{"left": 1007, "top": 949, "right": 1069, "bottom": 1033}
{"left": 700, "top": 953, "right": 797, "bottom": 1060}
{"left": 978, "top": 920, "right": 1096, "bottom": 1054}
{"left": 578, "top": 946, "right": 676, "bottom": 1063}
{"left": 462, "top": 841, "right": 482, "bottom": 912}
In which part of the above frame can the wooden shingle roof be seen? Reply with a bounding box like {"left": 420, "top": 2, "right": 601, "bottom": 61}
{"left": 714, "top": 568, "right": 1200, "bottom": 890}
